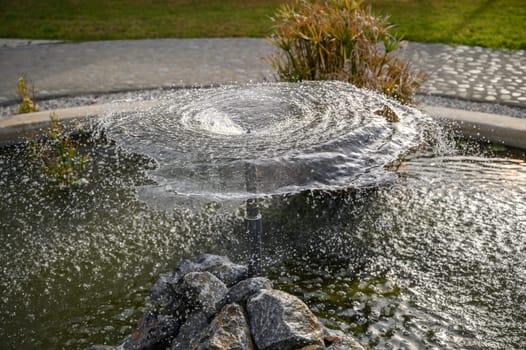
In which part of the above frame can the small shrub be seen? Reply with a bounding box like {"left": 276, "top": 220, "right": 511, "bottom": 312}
{"left": 27, "top": 113, "right": 90, "bottom": 188}
{"left": 268, "top": 0, "right": 425, "bottom": 103}
{"left": 17, "top": 76, "right": 38, "bottom": 113}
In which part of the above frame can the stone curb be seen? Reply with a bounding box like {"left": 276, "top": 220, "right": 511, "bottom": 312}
{"left": 1, "top": 102, "right": 525, "bottom": 149}
{"left": 0, "top": 100, "right": 159, "bottom": 145}
{"left": 420, "top": 104, "right": 526, "bottom": 149}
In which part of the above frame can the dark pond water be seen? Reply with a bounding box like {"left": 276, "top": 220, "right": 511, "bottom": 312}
{"left": 0, "top": 82, "right": 525, "bottom": 349}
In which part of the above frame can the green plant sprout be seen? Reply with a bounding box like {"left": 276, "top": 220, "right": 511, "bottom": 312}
{"left": 17, "top": 76, "right": 38, "bottom": 113}
{"left": 27, "top": 113, "right": 90, "bottom": 188}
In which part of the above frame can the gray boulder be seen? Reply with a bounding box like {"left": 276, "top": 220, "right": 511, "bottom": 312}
{"left": 247, "top": 289, "right": 325, "bottom": 350}
{"left": 176, "top": 254, "right": 248, "bottom": 287}
{"left": 92, "top": 255, "right": 366, "bottom": 350}
{"left": 207, "top": 261, "right": 249, "bottom": 287}
{"left": 176, "top": 254, "right": 230, "bottom": 275}
{"left": 121, "top": 310, "right": 179, "bottom": 350}
{"left": 224, "top": 277, "right": 273, "bottom": 305}
{"left": 149, "top": 254, "right": 247, "bottom": 311}
{"left": 171, "top": 271, "right": 228, "bottom": 320}
{"left": 148, "top": 272, "right": 182, "bottom": 310}
{"left": 171, "top": 312, "right": 209, "bottom": 350}
{"left": 323, "top": 327, "right": 365, "bottom": 350}
{"left": 192, "top": 303, "right": 255, "bottom": 350}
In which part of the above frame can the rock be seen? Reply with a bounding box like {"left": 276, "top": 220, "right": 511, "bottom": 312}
{"left": 121, "top": 310, "right": 179, "bottom": 350}
{"left": 92, "top": 255, "right": 365, "bottom": 350}
{"left": 247, "top": 289, "right": 325, "bottom": 350}
{"left": 299, "top": 345, "right": 326, "bottom": 350}
{"left": 323, "top": 327, "right": 365, "bottom": 350}
{"left": 149, "top": 254, "right": 246, "bottom": 311}
{"left": 170, "top": 312, "right": 209, "bottom": 350}
{"left": 225, "top": 277, "right": 273, "bottom": 305}
{"left": 171, "top": 271, "right": 228, "bottom": 320}
{"left": 192, "top": 303, "right": 255, "bottom": 350}
{"left": 176, "top": 254, "right": 248, "bottom": 287}
{"left": 176, "top": 254, "right": 231, "bottom": 275}
{"left": 148, "top": 272, "right": 182, "bottom": 310}
{"left": 207, "top": 261, "right": 248, "bottom": 287}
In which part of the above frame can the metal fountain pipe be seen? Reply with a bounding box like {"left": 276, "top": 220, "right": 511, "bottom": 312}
{"left": 245, "top": 161, "right": 262, "bottom": 277}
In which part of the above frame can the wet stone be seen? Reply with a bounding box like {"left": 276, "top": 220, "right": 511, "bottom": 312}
{"left": 171, "top": 311, "right": 209, "bottom": 350}
{"left": 91, "top": 255, "right": 364, "bottom": 350}
{"left": 175, "top": 254, "right": 248, "bottom": 287}
{"left": 148, "top": 272, "right": 183, "bottom": 310}
{"left": 175, "top": 254, "right": 232, "bottom": 275}
{"left": 323, "top": 327, "right": 365, "bottom": 350}
{"left": 149, "top": 256, "right": 237, "bottom": 311}
{"left": 247, "top": 289, "right": 325, "bottom": 350}
{"left": 207, "top": 261, "right": 249, "bottom": 287}
{"left": 299, "top": 345, "right": 326, "bottom": 350}
{"left": 193, "top": 303, "right": 255, "bottom": 350}
{"left": 171, "top": 271, "right": 228, "bottom": 320}
{"left": 121, "top": 310, "right": 180, "bottom": 350}
{"left": 224, "top": 277, "right": 273, "bottom": 305}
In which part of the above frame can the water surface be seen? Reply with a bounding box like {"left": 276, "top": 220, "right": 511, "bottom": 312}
{"left": 0, "top": 82, "right": 524, "bottom": 349}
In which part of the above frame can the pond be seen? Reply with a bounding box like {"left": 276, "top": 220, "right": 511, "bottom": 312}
{"left": 0, "top": 82, "right": 525, "bottom": 349}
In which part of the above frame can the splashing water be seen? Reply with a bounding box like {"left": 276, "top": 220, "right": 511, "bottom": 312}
{"left": 103, "top": 81, "right": 431, "bottom": 205}
{"left": 0, "top": 81, "right": 525, "bottom": 349}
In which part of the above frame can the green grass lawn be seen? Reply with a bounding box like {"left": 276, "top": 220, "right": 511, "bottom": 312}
{"left": 0, "top": 0, "right": 524, "bottom": 49}
{"left": 366, "top": 0, "right": 526, "bottom": 50}
{"left": 0, "top": 0, "right": 285, "bottom": 40}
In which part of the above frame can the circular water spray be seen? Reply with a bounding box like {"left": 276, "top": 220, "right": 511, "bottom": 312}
{"left": 103, "top": 81, "right": 431, "bottom": 206}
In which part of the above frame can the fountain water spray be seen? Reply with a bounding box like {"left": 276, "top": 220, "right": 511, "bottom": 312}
{"left": 245, "top": 159, "right": 262, "bottom": 276}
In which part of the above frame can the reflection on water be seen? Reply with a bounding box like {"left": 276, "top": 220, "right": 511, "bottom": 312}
{"left": 363, "top": 154, "right": 526, "bottom": 349}
{"left": 263, "top": 150, "right": 526, "bottom": 350}
{"left": 0, "top": 81, "right": 525, "bottom": 349}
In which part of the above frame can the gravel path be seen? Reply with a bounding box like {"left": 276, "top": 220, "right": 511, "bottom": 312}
{"left": 0, "top": 38, "right": 525, "bottom": 118}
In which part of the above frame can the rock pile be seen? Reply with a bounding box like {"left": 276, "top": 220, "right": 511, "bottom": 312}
{"left": 91, "top": 254, "right": 364, "bottom": 350}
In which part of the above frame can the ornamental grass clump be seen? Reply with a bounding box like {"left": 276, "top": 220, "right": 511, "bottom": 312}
{"left": 268, "top": 0, "right": 424, "bottom": 103}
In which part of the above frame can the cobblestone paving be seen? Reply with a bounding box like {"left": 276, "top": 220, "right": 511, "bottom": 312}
{"left": 0, "top": 38, "right": 525, "bottom": 110}
{"left": 404, "top": 42, "right": 526, "bottom": 107}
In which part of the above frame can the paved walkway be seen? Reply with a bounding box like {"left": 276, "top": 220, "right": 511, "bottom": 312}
{"left": 0, "top": 38, "right": 525, "bottom": 109}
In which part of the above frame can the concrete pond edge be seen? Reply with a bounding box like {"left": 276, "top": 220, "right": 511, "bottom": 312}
{"left": 0, "top": 101, "right": 524, "bottom": 150}
{"left": 420, "top": 104, "right": 526, "bottom": 150}
{"left": 0, "top": 100, "right": 160, "bottom": 146}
